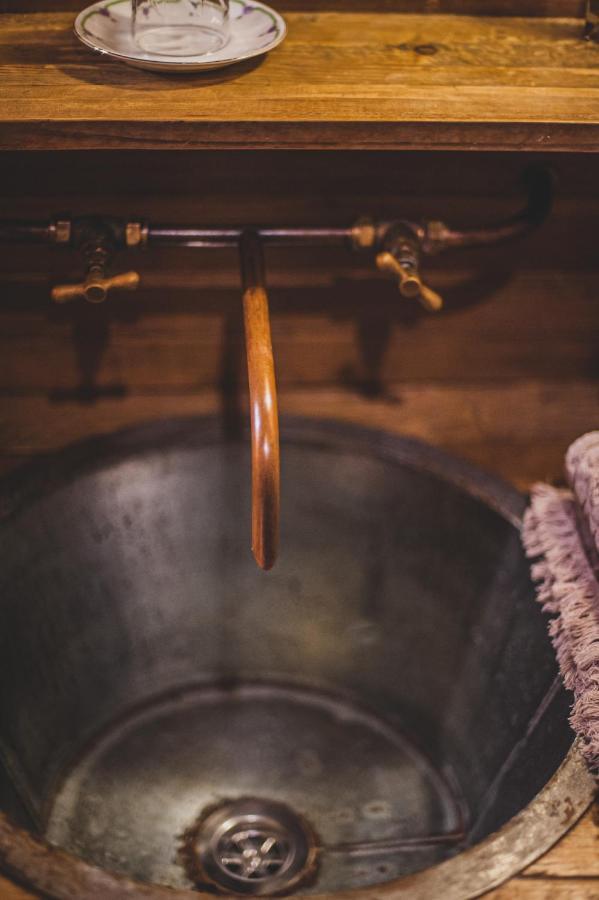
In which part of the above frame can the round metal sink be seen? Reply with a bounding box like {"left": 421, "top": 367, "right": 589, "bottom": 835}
{"left": 0, "top": 417, "right": 594, "bottom": 899}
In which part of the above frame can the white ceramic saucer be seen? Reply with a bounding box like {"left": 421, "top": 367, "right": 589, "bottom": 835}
{"left": 74, "top": 0, "right": 287, "bottom": 72}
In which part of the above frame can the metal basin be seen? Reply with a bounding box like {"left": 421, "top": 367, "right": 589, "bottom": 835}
{"left": 0, "top": 417, "right": 594, "bottom": 899}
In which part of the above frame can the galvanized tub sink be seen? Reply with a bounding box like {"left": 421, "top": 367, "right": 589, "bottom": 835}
{"left": 0, "top": 417, "right": 594, "bottom": 899}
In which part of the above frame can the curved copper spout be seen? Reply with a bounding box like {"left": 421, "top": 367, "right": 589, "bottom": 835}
{"left": 239, "top": 230, "right": 280, "bottom": 571}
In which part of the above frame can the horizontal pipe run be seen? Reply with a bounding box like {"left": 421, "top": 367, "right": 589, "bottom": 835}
{"left": 0, "top": 223, "right": 354, "bottom": 248}
{"left": 147, "top": 226, "right": 353, "bottom": 247}
{"left": 0, "top": 215, "right": 545, "bottom": 251}
{"left": 0, "top": 222, "right": 55, "bottom": 244}
{"left": 0, "top": 165, "right": 554, "bottom": 253}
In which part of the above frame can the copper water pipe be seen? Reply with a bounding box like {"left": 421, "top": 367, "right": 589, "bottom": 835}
{"left": 239, "top": 230, "right": 280, "bottom": 571}
{"left": 0, "top": 166, "right": 554, "bottom": 253}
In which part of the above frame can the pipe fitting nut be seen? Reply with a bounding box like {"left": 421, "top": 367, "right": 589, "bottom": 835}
{"left": 126, "top": 221, "right": 148, "bottom": 248}
{"left": 351, "top": 218, "right": 377, "bottom": 251}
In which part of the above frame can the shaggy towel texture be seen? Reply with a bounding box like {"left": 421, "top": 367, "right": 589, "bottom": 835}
{"left": 522, "top": 431, "right": 599, "bottom": 774}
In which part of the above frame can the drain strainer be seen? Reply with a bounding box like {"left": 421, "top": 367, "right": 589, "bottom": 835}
{"left": 180, "top": 798, "right": 319, "bottom": 895}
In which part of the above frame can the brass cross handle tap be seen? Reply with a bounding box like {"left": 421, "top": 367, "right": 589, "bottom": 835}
{"left": 375, "top": 222, "right": 444, "bottom": 311}
{"left": 51, "top": 226, "right": 140, "bottom": 304}
{"left": 239, "top": 230, "right": 280, "bottom": 571}
{"left": 376, "top": 251, "right": 443, "bottom": 313}
{"left": 51, "top": 268, "right": 140, "bottom": 304}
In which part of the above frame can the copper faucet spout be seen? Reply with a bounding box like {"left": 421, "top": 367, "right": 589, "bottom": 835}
{"left": 239, "top": 230, "right": 280, "bottom": 571}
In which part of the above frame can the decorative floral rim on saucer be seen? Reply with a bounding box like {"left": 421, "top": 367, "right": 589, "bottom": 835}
{"left": 74, "top": 0, "right": 287, "bottom": 72}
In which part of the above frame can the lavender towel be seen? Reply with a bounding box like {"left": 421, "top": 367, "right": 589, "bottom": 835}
{"left": 522, "top": 431, "right": 599, "bottom": 774}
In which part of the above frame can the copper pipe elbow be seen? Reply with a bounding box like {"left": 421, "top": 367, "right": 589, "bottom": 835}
{"left": 239, "top": 230, "right": 280, "bottom": 571}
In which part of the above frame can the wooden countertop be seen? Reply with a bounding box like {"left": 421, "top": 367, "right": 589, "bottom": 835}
{"left": 2, "top": 11, "right": 599, "bottom": 150}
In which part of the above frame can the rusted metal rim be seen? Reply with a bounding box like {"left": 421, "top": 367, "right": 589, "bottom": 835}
{"left": 0, "top": 416, "right": 596, "bottom": 899}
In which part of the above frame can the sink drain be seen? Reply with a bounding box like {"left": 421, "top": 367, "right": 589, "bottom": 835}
{"left": 179, "top": 798, "right": 319, "bottom": 895}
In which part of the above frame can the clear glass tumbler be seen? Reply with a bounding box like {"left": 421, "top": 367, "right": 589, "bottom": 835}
{"left": 132, "top": 0, "right": 230, "bottom": 56}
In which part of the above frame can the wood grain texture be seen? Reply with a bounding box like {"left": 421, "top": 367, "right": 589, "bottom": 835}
{"left": 0, "top": 381, "right": 597, "bottom": 490}
{"left": 489, "top": 877, "right": 599, "bottom": 899}
{"left": 0, "top": 2, "right": 588, "bottom": 16}
{"left": 526, "top": 807, "right": 599, "bottom": 877}
{"left": 1, "top": 268, "right": 598, "bottom": 392}
{"left": 0, "top": 876, "right": 36, "bottom": 899}
{"left": 2, "top": 12, "right": 599, "bottom": 150}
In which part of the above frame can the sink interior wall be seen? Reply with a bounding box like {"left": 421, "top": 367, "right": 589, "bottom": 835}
{"left": 0, "top": 428, "right": 571, "bottom": 883}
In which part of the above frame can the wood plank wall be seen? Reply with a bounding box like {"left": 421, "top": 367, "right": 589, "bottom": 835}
{"left": 0, "top": 150, "right": 597, "bottom": 490}
{"left": 1, "top": 1, "right": 587, "bottom": 15}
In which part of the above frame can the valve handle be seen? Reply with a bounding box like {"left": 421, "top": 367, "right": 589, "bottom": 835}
{"left": 51, "top": 269, "right": 140, "bottom": 304}
{"left": 376, "top": 251, "right": 443, "bottom": 313}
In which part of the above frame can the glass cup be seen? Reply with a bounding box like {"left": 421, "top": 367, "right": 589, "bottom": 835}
{"left": 132, "top": 0, "right": 230, "bottom": 57}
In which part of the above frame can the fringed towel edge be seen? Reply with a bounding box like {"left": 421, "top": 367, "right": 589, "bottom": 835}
{"left": 523, "top": 483, "right": 599, "bottom": 774}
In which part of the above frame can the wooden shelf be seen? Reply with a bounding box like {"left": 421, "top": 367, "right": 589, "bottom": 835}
{"left": 2, "top": 11, "right": 599, "bottom": 150}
